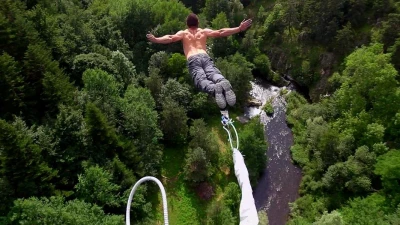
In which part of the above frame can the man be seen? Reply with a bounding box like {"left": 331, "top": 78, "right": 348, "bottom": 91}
{"left": 146, "top": 13, "right": 252, "bottom": 117}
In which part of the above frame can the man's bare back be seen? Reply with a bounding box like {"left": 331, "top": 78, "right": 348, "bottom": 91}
{"left": 181, "top": 28, "right": 208, "bottom": 59}
{"left": 146, "top": 19, "right": 252, "bottom": 59}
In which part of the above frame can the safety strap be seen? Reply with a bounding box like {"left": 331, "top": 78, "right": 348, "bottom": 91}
{"left": 222, "top": 118, "right": 239, "bottom": 150}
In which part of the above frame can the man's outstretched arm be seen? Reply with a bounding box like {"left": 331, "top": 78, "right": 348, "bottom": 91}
{"left": 146, "top": 31, "right": 184, "bottom": 44}
{"left": 204, "top": 18, "right": 252, "bottom": 37}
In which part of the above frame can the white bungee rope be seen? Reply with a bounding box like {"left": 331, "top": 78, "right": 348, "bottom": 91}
{"left": 222, "top": 117, "right": 259, "bottom": 225}
{"left": 126, "top": 176, "right": 169, "bottom": 225}
{"left": 222, "top": 117, "right": 239, "bottom": 150}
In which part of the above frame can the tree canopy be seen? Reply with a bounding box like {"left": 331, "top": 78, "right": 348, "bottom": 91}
{"left": 1, "top": 0, "right": 399, "bottom": 224}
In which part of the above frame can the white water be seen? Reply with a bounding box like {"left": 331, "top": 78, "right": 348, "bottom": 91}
{"left": 244, "top": 80, "right": 291, "bottom": 125}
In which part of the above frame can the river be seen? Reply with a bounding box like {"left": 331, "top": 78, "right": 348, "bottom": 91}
{"left": 242, "top": 79, "right": 302, "bottom": 225}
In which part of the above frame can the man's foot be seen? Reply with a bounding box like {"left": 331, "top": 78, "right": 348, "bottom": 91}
{"left": 220, "top": 109, "right": 229, "bottom": 118}
{"left": 219, "top": 80, "right": 236, "bottom": 106}
{"left": 220, "top": 110, "right": 229, "bottom": 126}
{"left": 215, "top": 83, "right": 227, "bottom": 109}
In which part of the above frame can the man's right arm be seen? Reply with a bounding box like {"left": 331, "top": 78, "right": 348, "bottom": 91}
{"left": 147, "top": 31, "right": 184, "bottom": 44}
{"left": 204, "top": 19, "right": 252, "bottom": 38}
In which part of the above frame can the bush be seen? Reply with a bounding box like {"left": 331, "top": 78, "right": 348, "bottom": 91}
{"left": 263, "top": 101, "right": 274, "bottom": 115}
{"left": 239, "top": 117, "right": 268, "bottom": 185}
{"left": 183, "top": 147, "right": 213, "bottom": 184}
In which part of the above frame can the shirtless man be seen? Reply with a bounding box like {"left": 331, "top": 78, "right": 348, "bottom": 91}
{"left": 146, "top": 13, "right": 252, "bottom": 114}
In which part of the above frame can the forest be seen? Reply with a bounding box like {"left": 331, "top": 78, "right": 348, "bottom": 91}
{"left": 0, "top": 0, "right": 399, "bottom": 224}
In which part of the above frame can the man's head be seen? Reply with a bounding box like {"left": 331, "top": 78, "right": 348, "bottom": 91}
{"left": 186, "top": 13, "right": 199, "bottom": 28}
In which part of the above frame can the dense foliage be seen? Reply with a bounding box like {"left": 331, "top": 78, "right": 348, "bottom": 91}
{"left": 287, "top": 42, "right": 400, "bottom": 224}
{"left": 0, "top": 0, "right": 266, "bottom": 224}
{"left": 1, "top": 0, "right": 399, "bottom": 224}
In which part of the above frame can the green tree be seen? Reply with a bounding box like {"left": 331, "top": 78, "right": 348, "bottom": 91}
{"left": 223, "top": 182, "right": 241, "bottom": 214}
{"left": 299, "top": 0, "right": 345, "bottom": 45}
{"left": 148, "top": 51, "right": 169, "bottom": 79}
{"left": 240, "top": 28, "right": 263, "bottom": 65}
{"left": 334, "top": 43, "right": 400, "bottom": 126}
{"left": 0, "top": 178, "right": 13, "bottom": 215}
{"left": 0, "top": 119, "right": 57, "bottom": 200}
{"left": 23, "top": 43, "right": 75, "bottom": 122}
{"left": 75, "top": 164, "right": 120, "bottom": 208}
{"left": 72, "top": 53, "right": 117, "bottom": 84}
{"left": 111, "top": 50, "right": 137, "bottom": 87}
{"left": 253, "top": 54, "right": 273, "bottom": 81}
{"left": 321, "top": 146, "right": 376, "bottom": 194}
{"left": 109, "top": 158, "right": 153, "bottom": 221}
{"left": 262, "top": 3, "right": 285, "bottom": 44}
{"left": 87, "top": 5, "right": 132, "bottom": 58}
{"left": 120, "top": 85, "right": 162, "bottom": 175}
{"left": 239, "top": 117, "right": 267, "bottom": 184}
{"left": 375, "top": 150, "right": 400, "bottom": 207}
{"left": 206, "top": 200, "right": 236, "bottom": 225}
{"left": 334, "top": 22, "right": 356, "bottom": 56}
{"left": 54, "top": 1, "right": 97, "bottom": 68}
{"left": 0, "top": 0, "right": 39, "bottom": 60}
{"left": 160, "top": 78, "right": 192, "bottom": 110}
{"left": 189, "top": 92, "right": 212, "bottom": 118}
{"left": 84, "top": 103, "right": 120, "bottom": 165}
{"left": 26, "top": 4, "right": 64, "bottom": 61}
{"left": 289, "top": 195, "right": 327, "bottom": 222}
{"left": 189, "top": 119, "right": 219, "bottom": 164}
{"left": 167, "top": 53, "right": 190, "bottom": 82}
{"left": 282, "top": 0, "right": 300, "bottom": 41}
{"left": 82, "top": 69, "right": 122, "bottom": 125}
{"left": 184, "top": 147, "right": 213, "bottom": 183}
{"left": 145, "top": 68, "right": 163, "bottom": 107}
{"left": 341, "top": 193, "right": 388, "bottom": 225}
{"left": 0, "top": 53, "right": 24, "bottom": 120}
{"left": 313, "top": 210, "right": 344, "bottom": 225}
{"left": 389, "top": 37, "right": 400, "bottom": 72}
{"left": 203, "top": 0, "right": 230, "bottom": 22}
{"left": 7, "top": 196, "right": 123, "bottom": 225}
{"left": 160, "top": 99, "right": 189, "bottom": 145}
{"left": 380, "top": 13, "right": 400, "bottom": 50}
{"left": 52, "top": 104, "right": 87, "bottom": 190}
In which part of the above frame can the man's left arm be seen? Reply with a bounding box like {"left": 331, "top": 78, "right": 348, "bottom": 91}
{"left": 147, "top": 31, "right": 184, "bottom": 44}
{"left": 204, "top": 19, "right": 252, "bottom": 38}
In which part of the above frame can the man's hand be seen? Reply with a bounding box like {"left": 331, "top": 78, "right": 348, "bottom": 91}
{"left": 239, "top": 19, "right": 252, "bottom": 32}
{"left": 146, "top": 33, "right": 157, "bottom": 43}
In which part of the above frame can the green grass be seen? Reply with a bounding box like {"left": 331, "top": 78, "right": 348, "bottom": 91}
{"left": 153, "top": 147, "right": 207, "bottom": 225}
{"left": 151, "top": 109, "right": 246, "bottom": 224}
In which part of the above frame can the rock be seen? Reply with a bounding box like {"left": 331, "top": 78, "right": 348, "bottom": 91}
{"left": 236, "top": 116, "right": 250, "bottom": 124}
{"left": 247, "top": 99, "right": 262, "bottom": 107}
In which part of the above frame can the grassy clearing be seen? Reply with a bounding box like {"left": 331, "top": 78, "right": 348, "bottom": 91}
{"left": 152, "top": 109, "right": 246, "bottom": 224}
{"left": 153, "top": 147, "right": 207, "bottom": 225}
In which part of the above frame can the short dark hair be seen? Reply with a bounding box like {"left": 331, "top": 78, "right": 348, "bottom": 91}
{"left": 186, "top": 13, "right": 199, "bottom": 28}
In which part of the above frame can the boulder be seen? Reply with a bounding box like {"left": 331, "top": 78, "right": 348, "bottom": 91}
{"left": 236, "top": 116, "right": 250, "bottom": 124}
{"left": 247, "top": 99, "right": 262, "bottom": 107}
